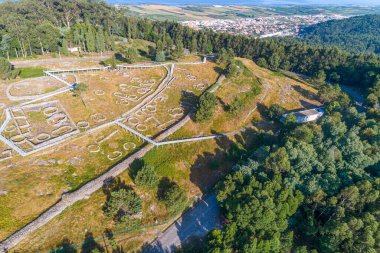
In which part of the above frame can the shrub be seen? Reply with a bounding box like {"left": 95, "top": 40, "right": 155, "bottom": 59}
{"left": 72, "top": 83, "right": 88, "bottom": 97}
{"left": 124, "top": 47, "right": 139, "bottom": 63}
{"left": 105, "top": 188, "right": 142, "bottom": 223}
{"left": 195, "top": 92, "right": 218, "bottom": 122}
{"left": 228, "top": 96, "right": 246, "bottom": 116}
{"left": 162, "top": 184, "right": 188, "bottom": 215}
{"left": 155, "top": 51, "right": 166, "bottom": 62}
{"left": 267, "top": 104, "right": 286, "bottom": 121}
{"left": 158, "top": 179, "right": 188, "bottom": 215}
{"left": 0, "top": 57, "right": 18, "bottom": 80}
{"left": 134, "top": 165, "right": 159, "bottom": 188}
{"left": 256, "top": 57, "right": 268, "bottom": 68}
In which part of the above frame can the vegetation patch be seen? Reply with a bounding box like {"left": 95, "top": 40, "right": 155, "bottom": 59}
{"left": 18, "top": 67, "right": 45, "bottom": 78}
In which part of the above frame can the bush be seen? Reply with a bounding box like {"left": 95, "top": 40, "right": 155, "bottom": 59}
{"left": 216, "top": 48, "right": 234, "bottom": 66}
{"left": 134, "top": 165, "right": 159, "bottom": 188}
{"left": 226, "top": 61, "right": 244, "bottom": 79}
{"left": 105, "top": 188, "right": 142, "bottom": 223}
{"left": 267, "top": 104, "right": 286, "bottom": 121}
{"left": 228, "top": 96, "right": 245, "bottom": 116}
{"left": 72, "top": 83, "right": 88, "bottom": 97}
{"left": 159, "top": 180, "right": 188, "bottom": 215}
{"left": 124, "top": 47, "right": 139, "bottom": 63}
{"left": 0, "top": 57, "right": 18, "bottom": 80}
{"left": 195, "top": 92, "right": 218, "bottom": 122}
{"left": 155, "top": 51, "right": 166, "bottom": 62}
{"left": 256, "top": 57, "right": 268, "bottom": 68}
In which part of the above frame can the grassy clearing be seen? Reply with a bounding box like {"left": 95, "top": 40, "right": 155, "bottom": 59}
{"left": 18, "top": 67, "right": 45, "bottom": 78}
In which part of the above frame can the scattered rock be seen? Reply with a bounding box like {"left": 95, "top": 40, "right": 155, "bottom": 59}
{"left": 66, "top": 157, "right": 81, "bottom": 166}
{"left": 0, "top": 189, "right": 8, "bottom": 195}
{"left": 130, "top": 212, "right": 143, "bottom": 219}
{"left": 36, "top": 160, "right": 50, "bottom": 166}
{"left": 47, "top": 159, "right": 56, "bottom": 165}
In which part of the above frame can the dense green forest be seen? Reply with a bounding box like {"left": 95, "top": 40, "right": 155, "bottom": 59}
{"left": 299, "top": 15, "right": 380, "bottom": 55}
{"left": 181, "top": 85, "right": 380, "bottom": 253}
{"left": 0, "top": 0, "right": 120, "bottom": 57}
{"left": 0, "top": 2, "right": 379, "bottom": 251}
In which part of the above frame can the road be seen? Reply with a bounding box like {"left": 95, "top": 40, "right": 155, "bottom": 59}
{"left": 144, "top": 193, "right": 222, "bottom": 253}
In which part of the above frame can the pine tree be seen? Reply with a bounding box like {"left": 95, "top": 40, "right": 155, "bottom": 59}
{"left": 95, "top": 28, "right": 105, "bottom": 53}
{"left": 190, "top": 36, "right": 197, "bottom": 53}
{"left": 85, "top": 22, "right": 96, "bottom": 52}
{"left": 60, "top": 38, "right": 69, "bottom": 55}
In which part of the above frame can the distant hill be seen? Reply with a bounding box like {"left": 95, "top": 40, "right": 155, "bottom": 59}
{"left": 299, "top": 14, "right": 380, "bottom": 54}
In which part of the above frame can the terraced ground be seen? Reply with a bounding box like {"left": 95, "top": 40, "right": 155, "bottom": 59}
{"left": 0, "top": 55, "right": 321, "bottom": 252}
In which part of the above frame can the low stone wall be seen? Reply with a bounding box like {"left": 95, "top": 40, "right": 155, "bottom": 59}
{"left": 0, "top": 115, "right": 191, "bottom": 253}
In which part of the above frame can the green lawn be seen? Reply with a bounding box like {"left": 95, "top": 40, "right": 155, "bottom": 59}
{"left": 18, "top": 67, "right": 45, "bottom": 78}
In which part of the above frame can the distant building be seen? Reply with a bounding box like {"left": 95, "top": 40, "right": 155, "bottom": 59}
{"left": 281, "top": 107, "right": 325, "bottom": 123}
{"left": 68, "top": 47, "right": 81, "bottom": 53}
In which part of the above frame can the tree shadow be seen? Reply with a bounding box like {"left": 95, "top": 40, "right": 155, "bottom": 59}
{"left": 157, "top": 177, "right": 176, "bottom": 200}
{"left": 102, "top": 177, "right": 132, "bottom": 203}
{"left": 188, "top": 151, "right": 226, "bottom": 192}
{"left": 300, "top": 99, "right": 319, "bottom": 109}
{"left": 81, "top": 232, "right": 104, "bottom": 253}
{"left": 217, "top": 96, "right": 229, "bottom": 111}
{"left": 180, "top": 90, "right": 198, "bottom": 118}
{"left": 50, "top": 232, "right": 106, "bottom": 253}
{"left": 293, "top": 84, "right": 319, "bottom": 101}
{"left": 141, "top": 194, "right": 221, "bottom": 253}
{"left": 256, "top": 103, "right": 269, "bottom": 119}
{"left": 115, "top": 52, "right": 128, "bottom": 63}
{"left": 51, "top": 237, "right": 77, "bottom": 253}
{"left": 281, "top": 71, "right": 310, "bottom": 84}
{"left": 128, "top": 159, "right": 146, "bottom": 180}
{"left": 140, "top": 241, "right": 168, "bottom": 253}
{"left": 188, "top": 130, "right": 247, "bottom": 192}
{"left": 213, "top": 66, "right": 225, "bottom": 75}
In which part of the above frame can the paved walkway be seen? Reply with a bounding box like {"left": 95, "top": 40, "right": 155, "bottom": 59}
{"left": 144, "top": 193, "right": 222, "bottom": 253}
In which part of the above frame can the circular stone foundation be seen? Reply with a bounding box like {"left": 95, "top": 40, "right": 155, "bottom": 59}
{"left": 94, "top": 90, "right": 105, "bottom": 96}
{"left": 90, "top": 113, "right": 107, "bottom": 123}
{"left": 123, "top": 142, "right": 136, "bottom": 151}
{"left": 87, "top": 144, "right": 100, "bottom": 153}
{"left": 107, "top": 151, "right": 122, "bottom": 160}
{"left": 77, "top": 121, "right": 90, "bottom": 129}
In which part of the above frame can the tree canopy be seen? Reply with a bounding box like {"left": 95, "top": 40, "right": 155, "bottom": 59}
{"left": 299, "top": 14, "right": 380, "bottom": 55}
{"left": 198, "top": 88, "right": 380, "bottom": 252}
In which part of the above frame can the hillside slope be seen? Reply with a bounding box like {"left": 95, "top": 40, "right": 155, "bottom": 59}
{"left": 299, "top": 14, "right": 380, "bottom": 54}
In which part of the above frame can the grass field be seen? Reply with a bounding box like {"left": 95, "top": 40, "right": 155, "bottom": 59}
{"left": 18, "top": 67, "right": 45, "bottom": 79}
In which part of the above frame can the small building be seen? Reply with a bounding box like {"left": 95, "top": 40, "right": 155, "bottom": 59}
{"left": 281, "top": 107, "right": 325, "bottom": 123}
{"left": 68, "top": 47, "right": 81, "bottom": 53}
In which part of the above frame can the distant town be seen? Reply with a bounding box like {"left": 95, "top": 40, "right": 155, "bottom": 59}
{"left": 182, "top": 14, "right": 347, "bottom": 37}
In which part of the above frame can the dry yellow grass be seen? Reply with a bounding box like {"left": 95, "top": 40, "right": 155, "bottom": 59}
{"left": 0, "top": 123, "right": 144, "bottom": 241}
{"left": 175, "top": 59, "right": 321, "bottom": 138}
